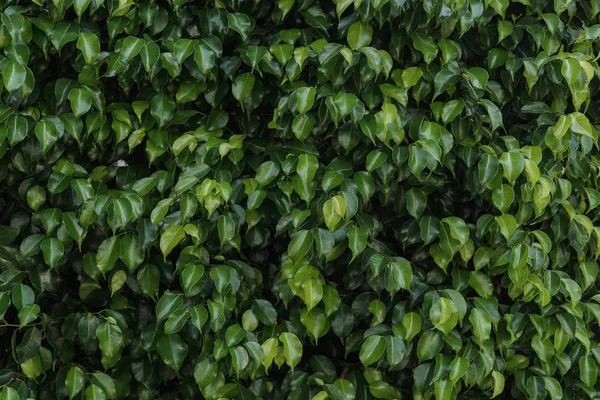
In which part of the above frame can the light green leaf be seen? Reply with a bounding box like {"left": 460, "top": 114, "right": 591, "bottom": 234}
{"left": 359, "top": 335, "right": 385, "bottom": 367}
{"left": 500, "top": 151, "right": 525, "bottom": 184}
{"left": 160, "top": 225, "right": 186, "bottom": 259}
{"left": 347, "top": 21, "right": 373, "bottom": 50}
{"left": 297, "top": 154, "right": 319, "bottom": 183}
{"left": 411, "top": 33, "right": 438, "bottom": 64}
{"left": 18, "top": 304, "right": 40, "bottom": 327}
{"left": 296, "top": 87, "right": 316, "bottom": 114}
{"left": 469, "top": 308, "right": 491, "bottom": 342}
{"left": 279, "top": 332, "right": 302, "bottom": 372}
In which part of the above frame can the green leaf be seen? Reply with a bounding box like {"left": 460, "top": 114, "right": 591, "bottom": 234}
{"left": 157, "top": 334, "right": 188, "bottom": 372}
{"left": 489, "top": 0, "right": 508, "bottom": 17}
{"left": 120, "top": 36, "right": 144, "bottom": 62}
{"left": 288, "top": 229, "right": 313, "bottom": 261}
{"left": 579, "top": 356, "right": 598, "bottom": 387}
{"left": 97, "top": 236, "right": 120, "bottom": 276}
{"left": 41, "top": 237, "right": 64, "bottom": 269}
{"left": 402, "top": 67, "right": 423, "bottom": 88}
{"left": 433, "top": 379, "right": 452, "bottom": 400}
{"left": 492, "top": 184, "right": 514, "bottom": 213}
{"left": 66, "top": 366, "right": 86, "bottom": 399}
{"left": 508, "top": 244, "right": 529, "bottom": 288}
{"left": 252, "top": 299, "right": 278, "bottom": 325}
{"left": 120, "top": 232, "right": 143, "bottom": 271}
{"left": 0, "top": 388, "right": 19, "bottom": 400}
{"left": 495, "top": 214, "right": 517, "bottom": 241}
{"left": 12, "top": 284, "right": 34, "bottom": 311}
{"left": 96, "top": 320, "right": 123, "bottom": 358}
{"left": 160, "top": 225, "right": 186, "bottom": 259}
{"left": 570, "top": 112, "right": 597, "bottom": 140}
{"left": 84, "top": 385, "right": 106, "bottom": 400}
{"left": 74, "top": 0, "right": 91, "bottom": 18}
{"left": 411, "top": 33, "right": 438, "bottom": 64}
{"left": 366, "top": 150, "right": 388, "bottom": 173}
{"left": 468, "top": 271, "right": 493, "bottom": 299}
{"left": 347, "top": 21, "right": 373, "bottom": 50}
{"left": 279, "top": 332, "right": 302, "bottom": 372}
{"left": 385, "top": 258, "right": 412, "bottom": 295}
{"left": 296, "top": 87, "right": 316, "bottom": 114}
{"left": 15, "top": 326, "right": 41, "bottom": 363}
{"left": 156, "top": 291, "right": 184, "bottom": 322}
{"left": 35, "top": 119, "right": 60, "bottom": 154}
{"left": 227, "top": 13, "right": 252, "bottom": 41}
{"left": 261, "top": 338, "right": 279, "bottom": 371}
{"left": 194, "top": 43, "right": 215, "bottom": 74}
{"left": 110, "top": 270, "right": 127, "bottom": 296}
{"left": 194, "top": 359, "right": 218, "bottom": 388}
{"left": 449, "top": 356, "right": 469, "bottom": 384}
{"left": 416, "top": 329, "right": 442, "bottom": 361}
{"left": 76, "top": 32, "right": 100, "bottom": 64}
{"left": 313, "top": 228, "right": 335, "bottom": 256}
{"left": 0, "top": 293, "right": 11, "bottom": 321}
{"left": 403, "top": 312, "right": 422, "bottom": 342}
{"left": 354, "top": 172, "right": 374, "bottom": 202}
{"left": 181, "top": 262, "right": 205, "bottom": 297}
{"left": 232, "top": 73, "right": 256, "bottom": 105}
{"left": 469, "top": 308, "right": 491, "bottom": 342}
{"left": 543, "top": 377, "right": 562, "bottom": 400}
{"left": 406, "top": 188, "right": 426, "bottom": 219}
{"left": 359, "top": 335, "right": 385, "bottom": 367}
{"left": 230, "top": 345, "right": 249, "bottom": 377}
{"left": 225, "top": 324, "right": 245, "bottom": 347}
{"left": 385, "top": 336, "right": 406, "bottom": 368}
{"left": 3, "top": 62, "right": 27, "bottom": 93}
{"left": 190, "top": 305, "right": 209, "bottom": 332}
{"left": 347, "top": 226, "right": 368, "bottom": 262}
{"left": 500, "top": 151, "right": 525, "bottom": 184}
{"left": 430, "top": 297, "right": 457, "bottom": 334}
{"left": 479, "top": 153, "right": 500, "bottom": 187}
{"left": 26, "top": 185, "right": 46, "bottom": 211}
{"left": 91, "top": 373, "right": 116, "bottom": 399}
{"left": 256, "top": 161, "right": 280, "bottom": 187}
{"left": 141, "top": 42, "right": 160, "bottom": 73}
{"left": 18, "top": 304, "right": 40, "bottom": 327}
{"left": 297, "top": 154, "right": 319, "bottom": 183}
{"left": 176, "top": 82, "right": 205, "bottom": 104}
{"left": 433, "top": 69, "right": 459, "bottom": 99}
{"left": 69, "top": 88, "right": 93, "bottom": 117}
{"left": 300, "top": 278, "right": 323, "bottom": 311}
{"left": 217, "top": 214, "right": 235, "bottom": 248}
{"left": 151, "top": 92, "right": 176, "bottom": 127}
{"left": 209, "top": 266, "right": 232, "bottom": 293}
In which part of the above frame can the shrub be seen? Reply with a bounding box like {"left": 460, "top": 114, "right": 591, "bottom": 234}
{"left": 0, "top": 0, "right": 599, "bottom": 399}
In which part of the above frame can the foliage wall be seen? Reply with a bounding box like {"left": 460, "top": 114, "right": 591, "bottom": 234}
{"left": 0, "top": 0, "right": 599, "bottom": 399}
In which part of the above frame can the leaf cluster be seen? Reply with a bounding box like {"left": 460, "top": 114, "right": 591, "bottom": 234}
{"left": 0, "top": 0, "right": 599, "bottom": 399}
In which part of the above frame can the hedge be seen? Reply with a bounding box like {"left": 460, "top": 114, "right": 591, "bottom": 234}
{"left": 0, "top": 0, "right": 599, "bottom": 399}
